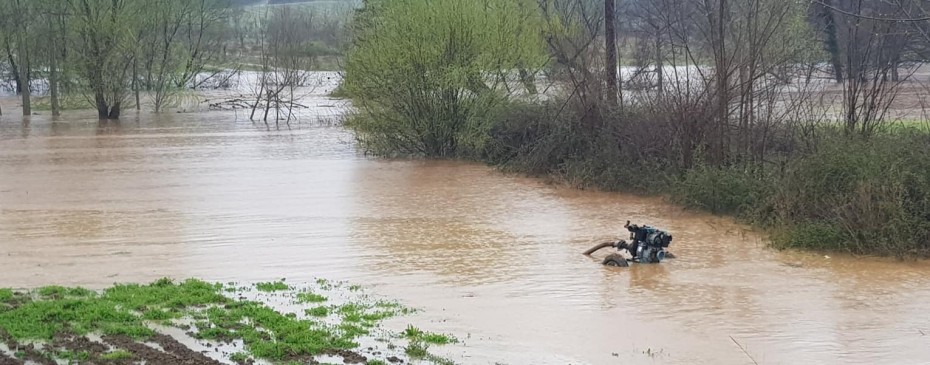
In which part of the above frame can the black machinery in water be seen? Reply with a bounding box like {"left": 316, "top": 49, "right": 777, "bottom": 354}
{"left": 584, "top": 220, "right": 674, "bottom": 267}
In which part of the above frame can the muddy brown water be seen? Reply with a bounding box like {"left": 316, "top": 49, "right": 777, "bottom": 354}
{"left": 1, "top": 89, "right": 930, "bottom": 365}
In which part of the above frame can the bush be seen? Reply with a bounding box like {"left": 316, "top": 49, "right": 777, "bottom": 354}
{"left": 485, "top": 100, "right": 681, "bottom": 193}
{"left": 344, "top": 0, "right": 545, "bottom": 158}
{"left": 769, "top": 134, "right": 930, "bottom": 257}
{"left": 673, "top": 165, "right": 772, "bottom": 216}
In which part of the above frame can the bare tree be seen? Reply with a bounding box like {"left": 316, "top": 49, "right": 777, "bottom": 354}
{"left": 248, "top": 5, "right": 319, "bottom": 128}
{"left": 604, "top": 0, "right": 618, "bottom": 107}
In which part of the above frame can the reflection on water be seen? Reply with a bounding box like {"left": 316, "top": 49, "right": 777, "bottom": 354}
{"left": 1, "top": 93, "right": 929, "bottom": 364}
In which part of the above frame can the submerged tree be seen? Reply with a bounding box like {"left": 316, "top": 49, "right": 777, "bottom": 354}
{"left": 66, "top": 0, "right": 142, "bottom": 119}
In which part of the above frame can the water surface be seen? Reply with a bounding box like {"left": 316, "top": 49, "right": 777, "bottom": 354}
{"left": 1, "top": 90, "right": 929, "bottom": 365}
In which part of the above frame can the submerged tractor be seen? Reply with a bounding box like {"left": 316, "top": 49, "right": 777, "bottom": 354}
{"left": 584, "top": 221, "right": 674, "bottom": 267}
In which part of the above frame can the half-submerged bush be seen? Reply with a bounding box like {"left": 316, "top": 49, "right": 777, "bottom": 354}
{"left": 769, "top": 134, "right": 930, "bottom": 257}
{"left": 344, "top": 0, "right": 545, "bottom": 158}
{"left": 673, "top": 165, "right": 772, "bottom": 217}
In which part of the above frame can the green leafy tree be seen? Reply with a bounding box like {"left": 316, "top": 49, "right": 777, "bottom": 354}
{"left": 345, "top": 0, "right": 546, "bottom": 157}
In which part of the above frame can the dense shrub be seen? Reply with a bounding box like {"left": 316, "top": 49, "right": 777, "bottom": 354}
{"left": 768, "top": 134, "right": 930, "bottom": 257}
{"left": 343, "top": 0, "right": 545, "bottom": 158}
{"left": 485, "top": 101, "right": 680, "bottom": 193}
{"left": 672, "top": 165, "right": 772, "bottom": 217}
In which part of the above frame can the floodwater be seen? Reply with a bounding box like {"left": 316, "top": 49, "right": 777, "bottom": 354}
{"left": 1, "top": 79, "right": 930, "bottom": 365}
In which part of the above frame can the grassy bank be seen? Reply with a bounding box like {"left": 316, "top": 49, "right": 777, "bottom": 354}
{"left": 0, "top": 278, "right": 458, "bottom": 365}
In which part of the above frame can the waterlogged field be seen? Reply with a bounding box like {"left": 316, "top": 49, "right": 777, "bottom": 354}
{"left": 0, "top": 279, "right": 457, "bottom": 365}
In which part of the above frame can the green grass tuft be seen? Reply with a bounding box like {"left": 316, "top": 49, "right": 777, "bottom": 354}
{"left": 296, "top": 292, "right": 327, "bottom": 303}
{"left": 230, "top": 352, "right": 251, "bottom": 363}
{"left": 37, "top": 286, "right": 96, "bottom": 299}
{"left": 0, "top": 289, "right": 13, "bottom": 303}
{"left": 57, "top": 350, "right": 91, "bottom": 361}
{"left": 305, "top": 306, "right": 329, "bottom": 317}
{"left": 101, "top": 350, "right": 133, "bottom": 360}
{"left": 255, "top": 281, "right": 290, "bottom": 292}
{"left": 404, "top": 325, "right": 457, "bottom": 345}
{"left": 404, "top": 340, "right": 429, "bottom": 359}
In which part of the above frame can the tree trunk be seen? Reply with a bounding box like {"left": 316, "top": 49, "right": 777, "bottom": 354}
{"left": 712, "top": 0, "right": 729, "bottom": 166}
{"left": 519, "top": 68, "right": 538, "bottom": 95}
{"left": 18, "top": 43, "right": 30, "bottom": 116}
{"left": 604, "top": 0, "right": 619, "bottom": 107}
{"left": 6, "top": 43, "right": 21, "bottom": 95}
{"left": 21, "top": 79, "right": 30, "bottom": 116}
{"left": 819, "top": 0, "right": 844, "bottom": 83}
{"left": 133, "top": 58, "right": 141, "bottom": 111}
{"left": 109, "top": 102, "right": 121, "bottom": 119}
{"left": 96, "top": 93, "right": 109, "bottom": 120}
{"left": 655, "top": 38, "right": 663, "bottom": 95}
{"left": 50, "top": 57, "right": 60, "bottom": 117}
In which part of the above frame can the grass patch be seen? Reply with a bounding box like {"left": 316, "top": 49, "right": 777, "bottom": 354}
{"left": 315, "top": 278, "right": 334, "bottom": 290}
{"left": 198, "top": 300, "right": 356, "bottom": 360}
{"left": 305, "top": 306, "right": 329, "bottom": 317}
{"left": 0, "top": 297, "right": 147, "bottom": 340}
{"left": 403, "top": 326, "right": 457, "bottom": 345}
{"left": 404, "top": 340, "right": 429, "bottom": 359}
{"left": 230, "top": 352, "right": 251, "bottom": 364}
{"left": 427, "top": 354, "right": 456, "bottom": 365}
{"left": 101, "top": 350, "right": 133, "bottom": 360}
{"left": 57, "top": 350, "right": 90, "bottom": 362}
{"left": 0, "top": 279, "right": 456, "bottom": 365}
{"left": 338, "top": 322, "right": 370, "bottom": 338}
{"left": 255, "top": 281, "right": 290, "bottom": 292}
{"left": 0, "top": 278, "right": 226, "bottom": 341}
{"left": 0, "top": 289, "right": 13, "bottom": 303}
{"left": 296, "top": 292, "right": 327, "bottom": 303}
{"left": 37, "top": 286, "right": 96, "bottom": 299}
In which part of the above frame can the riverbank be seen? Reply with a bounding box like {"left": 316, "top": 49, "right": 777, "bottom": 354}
{"left": 0, "top": 278, "right": 457, "bottom": 365}
{"left": 476, "top": 105, "right": 930, "bottom": 259}
{"left": 347, "top": 95, "right": 930, "bottom": 260}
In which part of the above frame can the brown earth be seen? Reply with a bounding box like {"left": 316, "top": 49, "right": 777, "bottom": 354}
{"left": 0, "top": 352, "right": 22, "bottom": 365}
{"left": 102, "top": 335, "right": 222, "bottom": 365}
{"left": 0, "top": 331, "right": 54, "bottom": 365}
{"left": 322, "top": 349, "right": 368, "bottom": 364}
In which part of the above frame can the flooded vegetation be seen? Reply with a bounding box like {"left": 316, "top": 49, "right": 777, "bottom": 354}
{"left": 0, "top": 278, "right": 455, "bottom": 364}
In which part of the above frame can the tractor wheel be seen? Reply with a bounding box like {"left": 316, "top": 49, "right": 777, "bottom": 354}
{"left": 602, "top": 254, "right": 629, "bottom": 267}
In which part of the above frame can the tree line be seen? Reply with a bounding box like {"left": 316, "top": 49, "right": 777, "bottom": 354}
{"left": 0, "top": 0, "right": 349, "bottom": 120}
